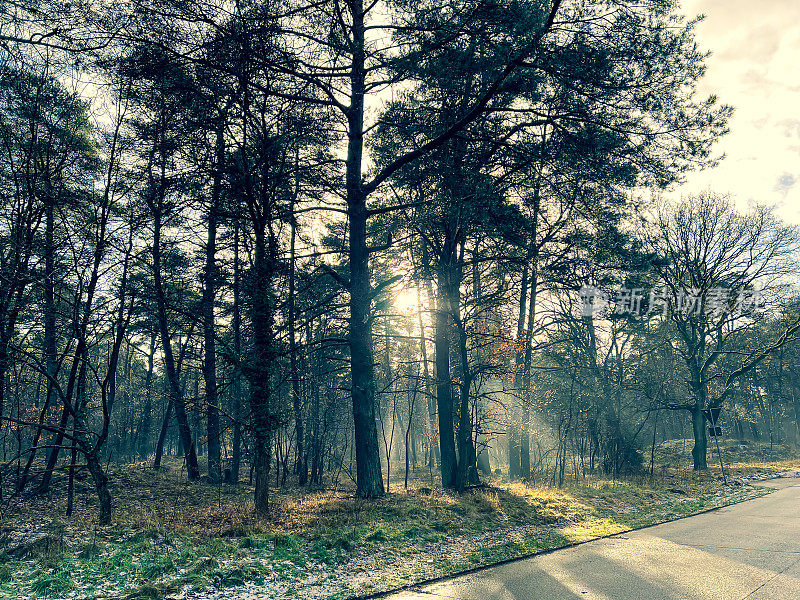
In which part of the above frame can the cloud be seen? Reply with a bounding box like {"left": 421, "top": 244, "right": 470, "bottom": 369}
{"left": 778, "top": 119, "right": 800, "bottom": 139}
{"left": 677, "top": 0, "right": 800, "bottom": 222}
{"left": 739, "top": 68, "right": 771, "bottom": 96}
{"left": 718, "top": 24, "right": 781, "bottom": 63}
{"left": 774, "top": 172, "right": 797, "bottom": 197}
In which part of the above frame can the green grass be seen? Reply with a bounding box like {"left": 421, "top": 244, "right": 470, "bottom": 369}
{"left": 31, "top": 568, "right": 75, "bottom": 596}
{"left": 0, "top": 564, "right": 12, "bottom": 583}
{"left": 1, "top": 449, "right": 795, "bottom": 599}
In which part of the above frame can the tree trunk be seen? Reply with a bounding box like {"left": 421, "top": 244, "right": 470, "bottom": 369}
{"left": 67, "top": 357, "right": 89, "bottom": 518}
{"left": 153, "top": 385, "right": 173, "bottom": 470}
{"left": 455, "top": 323, "right": 475, "bottom": 491}
{"left": 289, "top": 211, "right": 306, "bottom": 485}
{"left": 520, "top": 269, "right": 538, "bottom": 480}
{"left": 152, "top": 208, "right": 199, "bottom": 480}
{"left": 418, "top": 245, "right": 440, "bottom": 470}
{"left": 250, "top": 229, "right": 276, "bottom": 514}
{"left": 202, "top": 126, "right": 223, "bottom": 483}
{"left": 519, "top": 181, "right": 540, "bottom": 480}
{"left": 470, "top": 248, "right": 491, "bottom": 477}
{"left": 405, "top": 363, "right": 418, "bottom": 489}
{"left": 0, "top": 349, "right": 5, "bottom": 442}
{"left": 21, "top": 198, "right": 59, "bottom": 492}
{"left": 139, "top": 333, "right": 157, "bottom": 459}
{"left": 38, "top": 334, "right": 84, "bottom": 494}
{"left": 346, "top": 0, "right": 384, "bottom": 499}
{"left": 230, "top": 220, "right": 243, "bottom": 483}
{"left": 691, "top": 404, "right": 708, "bottom": 470}
{"left": 435, "top": 258, "right": 457, "bottom": 489}
{"left": 86, "top": 450, "right": 112, "bottom": 526}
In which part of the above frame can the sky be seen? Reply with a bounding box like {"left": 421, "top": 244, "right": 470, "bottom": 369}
{"left": 676, "top": 0, "right": 800, "bottom": 222}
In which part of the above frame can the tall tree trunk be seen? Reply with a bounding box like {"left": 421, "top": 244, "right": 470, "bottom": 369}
{"left": 416, "top": 281, "right": 438, "bottom": 470}
{"left": 236, "top": 72, "right": 281, "bottom": 511}
{"left": 418, "top": 244, "right": 440, "bottom": 470}
{"left": 520, "top": 260, "right": 538, "bottom": 480}
{"left": 346, "top": 0, "right": 384, "bottom": 499}
{"left": 435, "top": 257, "right": 457, "bottom": 489}
{"left": 17, "top": 201, "right": 58, "bottom": 491}
{"left": 289, "top": 211, "right": 305, "bottom": 485}
{"left": 29, "top": 197, "right": 59, "bottom": 492}
{"left": 0, "top": 349, "right": 5, "bottom": 445}
{"left": 405, "top": 362, "right": 419, "bottom": 489}
{"left": 471, "top": 249, "right": 491, "bottom": 476}
{"left": 230, "top": 220, "right": 243, "bottom": 483}
{"left": 38, "top": 291, "right": 95, "bottom": 494}
{"left": 250, "top": 232, "right": 275, "bottom": 513}
{"left": 139, "top": 333, "right": 157, "bottom": 459}
{"left": 448, "top": 240, "right": 477, "bottom": 491}
{"left": 519, "top": 180, "right": 541, "bottom": 480}
{"left": 509, "top": 262, "right": 529, "bottom": 479}
{"left": 454, "top": 311, "right": 475, "bottom": 491}
{"left": 67, "top": 357, "right": 88, "bottom": 518}
{"left": 152, "top": 208, "right": 199, "bottom": 480}
{"left": 307, "top": 317, "right": 323, "bottom": 486}
{"left": 380, "top": 324, "right": 395, "bottom": 491}
{"left": 202, "top": 125, "right": 224, "bottom": 484}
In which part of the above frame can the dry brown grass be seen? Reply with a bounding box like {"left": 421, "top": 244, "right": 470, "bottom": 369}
{"left": 1, "top": 450, "right": 791, "bottom": 600}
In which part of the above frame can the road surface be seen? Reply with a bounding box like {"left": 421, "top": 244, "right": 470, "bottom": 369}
{"left": 388, "top": 478, "right": 800, "bottom": 600}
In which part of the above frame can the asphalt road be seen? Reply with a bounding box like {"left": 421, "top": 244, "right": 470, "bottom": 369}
{"left": 388, "top": 478, "right": 800, "bottom": 600}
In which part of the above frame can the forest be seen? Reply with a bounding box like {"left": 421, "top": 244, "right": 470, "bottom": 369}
{"left": 1, "top": 1, "right": 800, "bottom": 598}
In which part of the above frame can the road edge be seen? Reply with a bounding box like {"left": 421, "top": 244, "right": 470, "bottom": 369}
{"left": 350, "top": 476, "right": 795, "bottom": 600}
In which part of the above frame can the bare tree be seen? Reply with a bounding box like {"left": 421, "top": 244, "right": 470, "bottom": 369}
{"left": 644, "top": 194, "right": 800, "bottom": 469}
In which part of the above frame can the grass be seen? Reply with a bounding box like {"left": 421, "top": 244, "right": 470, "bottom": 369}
{"left": 0, "top": 443, "right": 795, "bottom": 599}
{"left": 31, "top": 568, "right": 75, "bottom": 596}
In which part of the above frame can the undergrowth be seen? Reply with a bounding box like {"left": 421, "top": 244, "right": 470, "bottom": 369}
{"left": 0, "top": 446, "right": 793, "bottom": 599}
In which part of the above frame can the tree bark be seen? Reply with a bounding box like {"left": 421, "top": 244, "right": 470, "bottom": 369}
{"left": 86, "top": 450, "right": 112, "bottom": 525}
{"left": 289, "top": 210, "right": 306, "bottom": 485}
{"left": 17, "top": 199, "right": 58, "bottom": 492}
{"left": 691, "top": 404, "right": 708, "bottom": 470}
{"left": 250, "top": 232, "right": 276, "bottom": 513}
{"left": 346, "top": 0, "right": 384, "bottom": 499}
{"left": 202, "top": 124, "right": 224, "bottom": 484}
{"left": 152, "top": 208, "right": 200, "bottom": 480}
{"left": 153, "top": 384, "right": 173, "bottom": 470}
{"left": 138, "top": 333, "right": 157, "bottom": 459}
{"left": 520, "top": 263, "right": 538, "bottom": 480}
{"left": 230, "top": 220, "right": 243, "bottom": 483}
{"left": 435, "top": 258, "right": 457, "bottom": 489}
{"left": 791, "top": 387, "right": 800, "bottom": 445}
{"left": 454, "top": 310, "right": 475, "bottom": 491}
{"left": 418, "top": 244, "right": 440, "bottom": 470}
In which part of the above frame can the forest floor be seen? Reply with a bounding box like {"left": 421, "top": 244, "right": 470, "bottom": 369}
{"left": 1, "top": 441, "right": 798, "bottom": 600}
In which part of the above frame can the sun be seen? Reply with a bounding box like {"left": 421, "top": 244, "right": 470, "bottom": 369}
{"left": 394, "top": 287, "right": 418, "bottom": 313}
